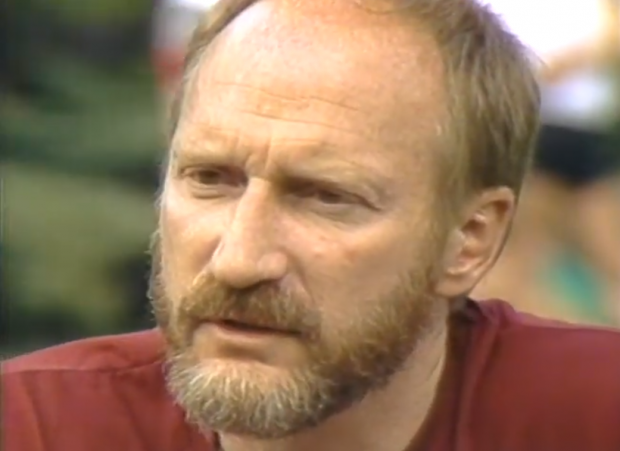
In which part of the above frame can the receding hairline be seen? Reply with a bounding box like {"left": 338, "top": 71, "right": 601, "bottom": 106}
{"left": 168, "top": 0, "right": 453, "bottom": 137}
{"left": 169, "top": 1, "right": 454, "bottom": 209}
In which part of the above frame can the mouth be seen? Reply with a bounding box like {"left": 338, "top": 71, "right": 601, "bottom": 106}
{"left": 207, "top": 319, "right": 298, "bottom": 336}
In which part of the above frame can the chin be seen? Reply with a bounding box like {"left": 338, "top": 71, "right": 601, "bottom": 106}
{"left": 197, "top": 357, "right": 290, "bottom": 385}
{"left": 168, "top": 357, "right": 326, "bottom": 440}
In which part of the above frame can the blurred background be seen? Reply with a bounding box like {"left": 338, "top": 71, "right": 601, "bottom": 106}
{"left": 2, "top": 0, "right": 163, "bottom": 357}
{"left": 2, "top": 0, "right": 619, "bottom": 358}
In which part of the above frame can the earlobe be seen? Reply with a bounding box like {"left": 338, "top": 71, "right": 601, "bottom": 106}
{"left": 435, "top": 188, "right": 515, "bottom": 298}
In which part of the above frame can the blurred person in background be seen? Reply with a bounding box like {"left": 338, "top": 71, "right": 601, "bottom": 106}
{"left": 474, "top": 0, "right": 620, "bottom": 326}
{"left": 152, "top": 0, "right": 219, "bottom": 104}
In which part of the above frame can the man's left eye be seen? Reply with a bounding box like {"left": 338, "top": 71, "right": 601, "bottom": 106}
{"left": 295, "top": 185, "right": 356, "bottom": 206}
{"left": 313, "top": 189, "right": 350, "bottom": 205}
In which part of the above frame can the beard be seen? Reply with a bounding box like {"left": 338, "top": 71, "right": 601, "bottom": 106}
{"left": 149, "top": 231, "right": 446, "bottom": 439}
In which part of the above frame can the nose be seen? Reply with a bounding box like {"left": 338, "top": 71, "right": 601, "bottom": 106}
{"left": 209, "top": 183, "right": 288, "bottom": 289}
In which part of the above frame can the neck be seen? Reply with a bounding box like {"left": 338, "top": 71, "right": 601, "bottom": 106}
{"left": 218, "top": 324, "right": 448, "bottom": 451}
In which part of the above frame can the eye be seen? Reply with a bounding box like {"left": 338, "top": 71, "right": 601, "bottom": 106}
{"left": 295, "top": 184, "right": 356, "bottom": 206}
{"left": 187, "top": 166, "right": 245, "bottom": 187}
{"left": 182, "top": 165, "right": 247, "bottom": 198}
{"left": 313, "top": 188, "right": 349, "bottom": 205}
{"left": 190, "top": 168, "right": 224, "bottom": 185}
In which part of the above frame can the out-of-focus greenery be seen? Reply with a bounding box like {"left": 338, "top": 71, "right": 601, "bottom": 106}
{"left": 3, "top": 59, "right": 163, "bottom": 182}
{"left": 2, "top": 0, "right": 162, "bottom": 354}
{"left": 34, "top": 0, "right": 152, "bottom": 24}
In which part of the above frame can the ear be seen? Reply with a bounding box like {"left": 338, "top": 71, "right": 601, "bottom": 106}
{"left": 435, "top": 187, "right": 515, "bottom": 298}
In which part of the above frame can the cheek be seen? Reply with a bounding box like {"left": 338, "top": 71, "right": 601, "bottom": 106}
{"left": 159, "top": 187, "right": 225, "bottom": 300}
{"left": 300, "top": 224, "right": 417, "bottom": 319}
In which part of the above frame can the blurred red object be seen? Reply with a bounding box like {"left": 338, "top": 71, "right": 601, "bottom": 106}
{"left": 152, "top": 0, "right": 218, "bottom": 92}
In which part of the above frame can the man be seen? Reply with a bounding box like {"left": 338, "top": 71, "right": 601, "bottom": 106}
{"left": 4, "top": 0, "right": 620, "bottom": 450}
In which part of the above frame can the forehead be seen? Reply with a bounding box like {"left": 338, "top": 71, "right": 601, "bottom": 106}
{"left": 174, "top": 0, "right": 446, "bottom": 175}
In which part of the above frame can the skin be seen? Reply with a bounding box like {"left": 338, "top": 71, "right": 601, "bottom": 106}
{"left": 153, "top": 1, "right": 516, "bottom": 451}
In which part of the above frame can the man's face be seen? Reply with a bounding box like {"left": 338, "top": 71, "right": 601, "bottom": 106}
{"left": 152, "top": 0, "right": 451, "bottom": 439}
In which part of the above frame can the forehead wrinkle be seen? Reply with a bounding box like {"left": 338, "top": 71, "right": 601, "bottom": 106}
{"left": 171, "top": 121, "right": 242, "bottom": 164}
{"left": 187, "top": 59, "right": 434, "bottom": 148}
{"left": 271, "top": 139, "right": 389, "bottom": 171}
{"left": 173, "top": 98, "right": 435, "bottom": 187}
{"left": 209, "top": 81, "right": 367, "bottom": 115}
{"left": 193, "top": 50, "right": 377, "bottom": 119}
{"left": 208, "top": 104, "right": 373, "bottom": 139}
{"left": 179, "top": 84, "right": 381, "bottom": 140}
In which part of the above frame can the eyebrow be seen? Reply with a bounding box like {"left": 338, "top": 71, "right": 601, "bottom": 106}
{"left": 170, "top": 129, "right": 242, "bottom": 165}
{"left": 172, "top": 135, "right": 395, "bottom": 203}
{"left": 276, "top": 159, "right": 392, "bottom": 202}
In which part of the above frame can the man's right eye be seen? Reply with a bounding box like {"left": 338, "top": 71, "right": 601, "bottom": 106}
{"left": 184, "top": 166, "right": 247, "bottom": 196}
{"left": 189, "top": 168, "right": 229, "bottom": 185}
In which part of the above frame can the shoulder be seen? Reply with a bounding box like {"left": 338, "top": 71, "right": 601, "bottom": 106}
{"left": 3, "top": 329, "right": 165, "bottom": 374}
{"left": 2, "top": 329, "right": 167, "bottom": 407}
{"left": 474, "top": 299, "right": 620, "bottom": 368}
{"left": 1, "top": 330, "right": 198, "bottom": 451}
{"left": 465, "top": 300, "right": 620, "bottom": 449}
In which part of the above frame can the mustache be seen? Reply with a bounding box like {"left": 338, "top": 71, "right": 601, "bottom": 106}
{"left": 177, "top": 274, "right": 321, "bottom": 338}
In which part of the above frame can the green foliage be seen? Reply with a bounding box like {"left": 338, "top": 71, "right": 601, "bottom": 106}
{"left": 30, "top": 0, "right": 151, "bottom": 24}
{"left": 3, "top": 7, "right": 163, "bottom": 350}
{"left": 5, "top": 161, "right": 155, "bottom": 330}
{"left": 2, "top": 57, "right": 164, "bottom": 177}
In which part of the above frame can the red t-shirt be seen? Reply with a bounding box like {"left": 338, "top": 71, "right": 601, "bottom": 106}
{"left": 3, "top": 300, "right": 620, "bottom": 451}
